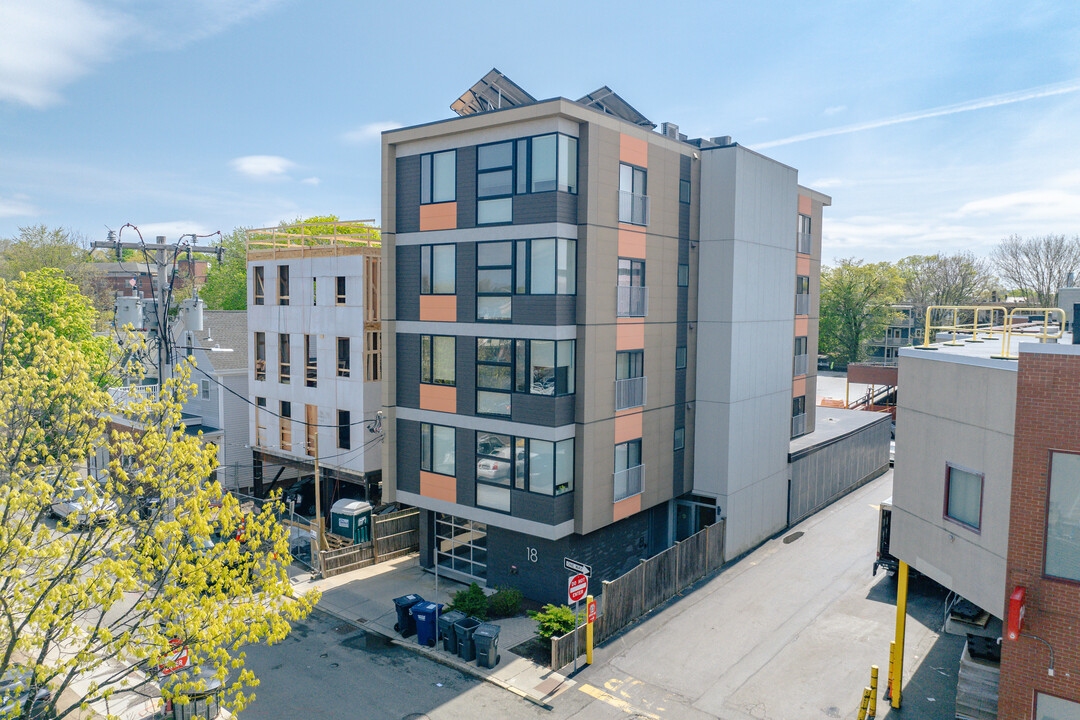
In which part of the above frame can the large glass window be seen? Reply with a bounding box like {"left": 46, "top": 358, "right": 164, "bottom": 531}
{"left": 615, "top": 439, "right": 642, "bottom": 473}
{"left": 476, "top": 338, "right": 513, "bottom": 416}
{"left": 421, "top": 150, "right": 456, "bottom": 204}
{"left": 1046, "top": 451, "right": 1080, "bottom": 581}
{"left": 421, "top": 335, "right": 455, "bottom": 386}
{"left": 421, "top": 423, "right": 455, "bottom": 476}
{"left": 420, "top": 244, "right": 456, "bottom": 294}
{"left": 476, "top": 241, "right": 513, "bottom": 321}
{"left": 434, "top": 514, "right": 487, "bottom": 581}
{"left": 510, "top": 238, "right": 576, "bottom": 296}
{"left": 476, "top": 338, "right": 576, "bottom": 414}
{"left": 476, "top": 134, "right": 578, "bottom": 225}
{"left": 477, "top": 433, "right": 572, "bottom": 497}
{"left": 619, "top": 163, "right": 648, "bottom": 225}
{"left": 945, "top": 463, "right": 983, "bottom": 531}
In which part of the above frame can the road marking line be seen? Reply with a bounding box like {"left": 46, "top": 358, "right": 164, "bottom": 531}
{"left": 580, "top": 683, "right": 661, "bottom": 719}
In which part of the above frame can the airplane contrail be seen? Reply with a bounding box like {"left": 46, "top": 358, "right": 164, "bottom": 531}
{"left": 753, "top": 78, "right": 1080, "bottom": 149}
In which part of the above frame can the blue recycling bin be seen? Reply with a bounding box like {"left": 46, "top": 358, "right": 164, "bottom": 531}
{"left": 410, "top": 601, "right": 443, "bottom": 647}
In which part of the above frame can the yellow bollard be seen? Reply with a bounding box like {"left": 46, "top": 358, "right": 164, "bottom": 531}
{"left": 886, "top": 641, "right": 895, "bottom": 700}
{"left": 857, "top": 687, "right": 871, "bottom": 720}
{"left": 869, "top": 665, "right": 878, "bottom": 718}
{"left": 585, "top": 594, "right": 595, "bottom": 665}
{"left": 892, "top": 561, "right": 909, "bottom": 709}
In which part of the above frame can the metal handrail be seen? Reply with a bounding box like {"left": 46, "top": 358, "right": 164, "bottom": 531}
{"left": 618, "top": 191, "right": 650, "bottom": 226}
{"left": 615, "top": 376, "right": 647, "bottom": 410}
{"left": 918, "top": 306, "right": 1008, "bottom": 349}
{"left": 992, "top": 307, "right": 1066, "bottom": 359}
{"left": 616, "top": 285, "right": 649, "bottom": 317}
{"left": 614, "top": 464, "right": 644, "bottom": 501}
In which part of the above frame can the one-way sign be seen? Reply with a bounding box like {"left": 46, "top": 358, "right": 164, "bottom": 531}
{"left": 564, "top": 557, "right": 592, "bottom": 576}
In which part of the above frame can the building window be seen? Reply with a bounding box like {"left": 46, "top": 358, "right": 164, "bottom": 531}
{"left": 476, "top": 433, "right": 573, "bottom": 497}
{"left": 476, "top": 338, "right": 576, "bottom": 415}
{"left": 421, "top": 335, "right": 455, "bottom": 386}
{"left": 305, "top": 404, "right": 317, "bottom": 457}
{"left": 200, "top": 379, "right": 210, "bottom": 400}
{"left": 338, "top": 410, "right": 350, "bottom": 450}
{"left": 278, "top": 334, "right": 291, "bottom": 384}
{"left": 674, "top": 427, "right": 685, "bottom": 451}
{"left": 476, "top": 433, "right": 517, "bottom": 488}
{"left": 254, "top": 332, "right": 266, "bottom": 381}
{"left": 517, "top": 238, "right": 576, "bottom": 295}
{"left": 528, "top": 438, "right": 574, "bottom": 495}
{"left": 619, "top": 163, "right": 648, "bottom": 225}
{"left": 476, "top": 134, "right": 579, "bottom": 226}
{"left": 476, "top": 338, "right": 513, "bottom": 416}
{"left": 1046, "top": 451, "right": 1080, "bottom": 581}
{"left": 420, "top": 244, "right": 456, "bottom": 295}
{"left": 614, "top": 439, "right": 643, "bottom": 501}
{"left": 279, "top": 401, "right": 292, "bottom": 452}
{"left": 277, "top": 265, "right": 290, "bottom": 305}
{"left": 618, "top": 258, "right": 645, "bottom": 287}
{"left": 365, "top": 329, "right": 382, "bottom": 382}
{"left": 616, "top": 350, "right": 644, "bottom": 380}
{"left": 792, "top": 395, "right": 807, "bottom": 437}
{"left": 336, "top": 276, "right": 346, "bottom": 305}
{"left": 421, "top": 423, "right": 455, "bottom": 476}
{"left": 794, "top": 336, "right": 808, "bottom": 376}
{"left": 477, "top": 141, "right": 514, "bottom": 225}
{"left": 796, "top": 275, "right": 810, "bottom": 315}
{"left": 421, "top": 150, "right": 456, "bottom": 204}
{"left": 312, "top": 277, "right": 317, "bottom": 306}
{"left": 435, "top": 514, "right": 487, "bottom": 581}
{"left": 337, "top": 337, "right": 350, "bottom": 377}
{"left": 1036, "top": 692, "right": 1080, "bottom": 719}
{"left": 476, "top": 241, "right": 513, "bottom": 320}
{"left": 255, "top": 396, "right": 266, "bottom": 446}
{"left": 526, "top": 339, "right": 575, "bottom": 396}
{"left": 679, "top": 179, "right": 691, "bottom": 204}
{"left": 797, "top": 213, "right": 812, "bottom": 254}
{"left": 305, "top": 335, "right": 317, "bottom": 388}
{"left": 253, "top": 266, "right": 264, "bottom": 305}
{"left": 944, "top": 463, "right": 983, "bottom": 531}
{"left": 676, "top": 346, "right": 687, "bottom": 370}
{"left": 677, "top": 264, "right": 689, "bottom": 287}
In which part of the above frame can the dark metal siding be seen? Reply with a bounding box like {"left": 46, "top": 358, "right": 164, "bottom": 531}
{"left": 456, "top": 146, "right": 476, "bottom": 230}
{"left": 456, "top": 241, "right": 477, "bottom": 322}
{"left": 512, "top": 295, "right": 577, "bottom": 325}
{"left": 396, "top": 334, "right": 420, "bottom": 409}
{"left": 396, "top": 245, "right": 420, "bottom": 321}
{"left": 457, "top": 336, "right": 476, "bottom": 415}
{"left": 456, "top": 429, "right": 475, "bottom": 508}
{"left": 512, "top": 192, "right": 577, "bottom": 225}
{"left": 511, "top": 393, "right": 575, "bottom": 427}
{"left": 396, "top": 156, "right": 421, "bottom": 234}
{"left": 396, "top": 419, "right": 421, "bottom": 495}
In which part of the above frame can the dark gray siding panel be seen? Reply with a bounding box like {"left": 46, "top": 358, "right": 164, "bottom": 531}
{"left": 457, "top": 336, "right": 476, "bottom": 415}
{"left": 396, "top": 245, "right": 420, "bottom": 322}
{"left": 553, "top": 490, "right": 574, "bottom": 524}
{"left": 396, "top": 156, "right": 421, "bottom": 234}
{"left": 396, "top": 419, "right": 421, "bottom": 495}
{"left": 457, "top": 146, "right": 477, "bottom": 230}
{"left": 396, "top": 334, "right": 420, "bottom": 409}
{"left": 511, "top": 490, "right": 556, "bottom": 525}
{"left": 679, "top": 155, "right": 692, "bottom": 240}
{"left": 512, "top": 295, "right": 577, "bottom": 326}
{"left": 511, "top": 393, "right": 575, "bottom": 427}
{"left": 456, "top": 241, "right": 477, "bottom": 323}
{"left": 418, "top": 509, "right": 434, "bottom": 569}
{"left": 512, "top": 192, "right": 576, "bottom": 225}
{"left": 556, "top": 192, "right": 578, "bottom": 225}
{"left": 456, "top": 429, "right": 475, "bottom": 508}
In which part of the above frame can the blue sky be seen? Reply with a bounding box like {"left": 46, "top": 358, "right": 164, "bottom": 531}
{"left": 1, "top": 0, "right": 1078, "bottom": 265}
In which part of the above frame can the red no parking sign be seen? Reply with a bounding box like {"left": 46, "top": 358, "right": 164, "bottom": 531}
{"left": 568, "top": 573, "right": 588, "bottom": 603}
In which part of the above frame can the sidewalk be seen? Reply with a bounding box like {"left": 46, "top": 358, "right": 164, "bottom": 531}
{"left": 289, "top": 555, "right": 577, "bottom": 708}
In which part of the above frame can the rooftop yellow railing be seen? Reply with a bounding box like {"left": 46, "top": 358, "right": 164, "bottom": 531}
{"left": 918, "top": 305, "right": 1065, "bottom": 359}
{"left": 245, "top": 219, "right": 381, "bottom": 251}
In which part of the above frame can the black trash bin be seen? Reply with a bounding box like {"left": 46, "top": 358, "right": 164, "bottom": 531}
{"left": 473, "top": 623, "right": 501, "bottom": 669}
{"left": 392, "top": 594, "right": 424, "bottom": 637}
{"left": 437, "top": 609, "right": 466, "bottom": 653}
{"left": 454, "top": 616, "right": 482, "bottom": 661}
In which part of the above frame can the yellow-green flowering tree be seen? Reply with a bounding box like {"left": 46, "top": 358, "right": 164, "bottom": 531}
{"left": 0, "top": 277, "right": 317, "bottom": 719}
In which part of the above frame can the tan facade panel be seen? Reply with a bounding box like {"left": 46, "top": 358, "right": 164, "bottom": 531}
{"left": 419, "top": 295, "right": 457, "bottom": 322}
{"left": 420, "top": 471, "right": 456, "bottom": 503}
{"left": 419, "top": 202, "right": 458, "bottom": 231}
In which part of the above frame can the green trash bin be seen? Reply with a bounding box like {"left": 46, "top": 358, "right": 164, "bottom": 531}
{"left": 329, "top": 499, "right": 372, "bottom": 544}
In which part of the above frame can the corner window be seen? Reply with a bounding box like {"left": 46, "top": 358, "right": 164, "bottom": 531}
{"left": 420, "top": 244, "right": 456, "bottom": 295}
{"left": 421, "top": 335, "right": 455, "bottom": 386}
{"left": 674, "top": 427, "right": 685, "bottom": 451}
{"left": 338, "top": 410, "right": 350, "bottom": 450}
{"left": 277, "top": 265, "right": 290, "bottom": 305}
{"left": 278, "top": 334, "right": 291, "bottom": 384}
{"left": 476, "top": 134, "right": 579, "bottom": 225}
{"left": 254, "top": 332, "right": 266, "bottom": 381}
{"left": 675, "top": 346, "right": 687, "bottom": 370}
{"left": 336, "top": 276, "right": 346, "bottom": 305}
{"left": 677, "top": 264, "right": 689, "bottom": 287}
{"left": 477, "top": 433, "right": 573, "bottom": 497}
{"left": 253, "top": 266, "right": 265, "bottom": 305}
{"left": 476, "top": 338, "right": 576, "bottom": 415}
{"left": 337, "top": 337, "right": 351, "bottom": 377}
{"left": 679, "top": 179, "right": 691, "bottom": 204}
{"left": 944, "top": 463, "right": 983, "bottom": 531}
{"left": 514, "top": 238, "right": 576, "bottom": 295}
{"left": 421, "top": 150, "right": 456, "bottom": 204}
{"left": 1046, "top": 451, "right": 1080, "bottom": 581}
{"left": 421, "top": 423, "right": 455, "bottom": 476}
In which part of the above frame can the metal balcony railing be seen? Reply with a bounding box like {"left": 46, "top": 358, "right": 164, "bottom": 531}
{"left": 793, "top": 354, "right": 809, "bottom": 377}
{"left": 618, "top": 191, "right": 650, "bottom": 226}
{"left": 615, "top": 376, "right": 647, "bottom": 411}
{"left": 795, "top": 294, "right": 810, "bottom": 316}
{"left": 616, "top": 285, "right": 649, "bottom": 317}
{"left": 614, "top": 464, "right": 644, "bottom": 501}
{"left": 797, "top": 231, "right": 812, "bottom": 255}
{"left": 109, "top": 384, "right": 159, "bottom": 407}
{"left": 791, "top": 413, "right": 807, "bottom": 438}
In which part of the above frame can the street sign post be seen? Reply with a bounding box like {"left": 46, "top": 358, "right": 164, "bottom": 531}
{"left": 568, "top": 573, "right": 588, "bottom": 603}
{"left": 564, "top": 557, "right": 592, "bottom": 576}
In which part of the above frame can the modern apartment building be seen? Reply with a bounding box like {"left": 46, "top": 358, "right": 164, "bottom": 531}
{"left": 380, "top": 71, "right": 850, "bottom": 600}
{"left": 246, "top": 221, "right": 384, "bottom": 507}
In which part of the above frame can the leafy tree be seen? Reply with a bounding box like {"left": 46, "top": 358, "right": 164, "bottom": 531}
{"left": 898, "top": 253, "right": 996, "bottom": 337}
{"left": 200, "top": 228, "right": 249, "bottom": 311}
{"left": 0, "top": 278, "right": 317, "bottom": 719}
{"left": 991, "top": 234, "right": 1080, "bottom": 307}
{"left": 819, "top": 259, "right": 904, "bottom": 365}
{"left": 0, "top": 224, "right": 112, "bottom": 312}
{"left": 528, "top": 604, "right": 585, "bottom": 641}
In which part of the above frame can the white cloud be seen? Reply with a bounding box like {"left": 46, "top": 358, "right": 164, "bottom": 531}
{"left": 300, "top": 176, "right": 320, "bottom": 186}
{"left": 0, "top": 194, "right": 38, "bottom": 218}
{"left": 955, "top": 189, "right": 1080, "bottom": 223}
{"left": 823, "top": 105, "right": 846, "bottom": 116}
{"left": 229, "top": 155, "right": 295, "bottom": 179}
{"left": 342, "top": 121, "right": 402, "bottom": 144}
{"left": 807, "top": 177, "right": 845, "bottom": 189}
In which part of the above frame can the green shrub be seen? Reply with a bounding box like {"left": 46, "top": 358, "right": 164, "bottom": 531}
{"left": 487, "top": 586, "right": 523, "bottom": 618}
{"left": 528, "top": 603, "right": 584, "bottom": 640}
{"left": 448, "top": 582, "right": 488, "bottom": 620}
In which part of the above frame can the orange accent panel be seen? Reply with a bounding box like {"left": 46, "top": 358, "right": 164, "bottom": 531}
{"left": 420, "top": 471, "right": 456, "bottom": 503}
{"left": 419, "top": 202, "right": 457, "bottom": 231}
{"left": 798, "top": 195, "right": 812, "bottom": 215}
{"left": 613, "top": 493, "right": 642, "bottom": 522}
{"left": 795, "top": 316, "right": 809, "bottom": 336}
{"left": 616, "top": 318, "right": 645, "bottom": 350}
{"left": 419, "top": 384, "right": 457, "bottom": 413}
{"left": 793, "top": 377, "right": 806, "bottom": 397}
{"left": 620, "top": 134, "right": 648, "bottom": 168}
{"left": 614, "top": 411, "right": 642, "bottom": 445}
{"left": 419, "top": 295, "right": 457, "bottom": 322}
{"left": 618, "top": 227, "right": 647, "bottom": 259}
{"left": 797, "top": 255, "right": 811, "bottom": 274}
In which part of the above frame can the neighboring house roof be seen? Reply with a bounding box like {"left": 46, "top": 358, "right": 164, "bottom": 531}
{"left": 193, "top": 311, "right": 248, "bottom": 372}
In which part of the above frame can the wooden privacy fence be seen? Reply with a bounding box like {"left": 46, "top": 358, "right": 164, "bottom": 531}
{"left": 550, "top": 519, "right": 725, "bottom": 670}
{"left": 319, "top": 508, "right": 420, "bottom": 577}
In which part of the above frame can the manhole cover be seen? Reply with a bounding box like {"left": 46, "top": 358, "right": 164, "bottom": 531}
{"left": 783, "top": 531, "right": 804, "bottom": 544}
{"left": 333, "top": 622, "right": 358, "bottom": 634}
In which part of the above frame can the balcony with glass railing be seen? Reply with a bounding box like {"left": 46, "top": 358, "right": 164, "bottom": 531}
{"left": 616, "top": 285, "right": 649, "bottom": 317}
{"left": 791, "top": 413, "right": 807, "bottom": 438}
{"left": 793, "top": 354, "right": 809, "bottom": 377}
{"left": 618, "top": 191, "right": 650, "bottom": 226}
{"left": 795, "top": 293, "right": 810, "bottom": 316}
{"left": 615, "top": 376, "right": 647, "bottom": 411}
{"left": 614, "top": 464, "right": 644, "bottom": 501}
{"left": 797, "top": 231, "right": 812, "bottom": 255}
